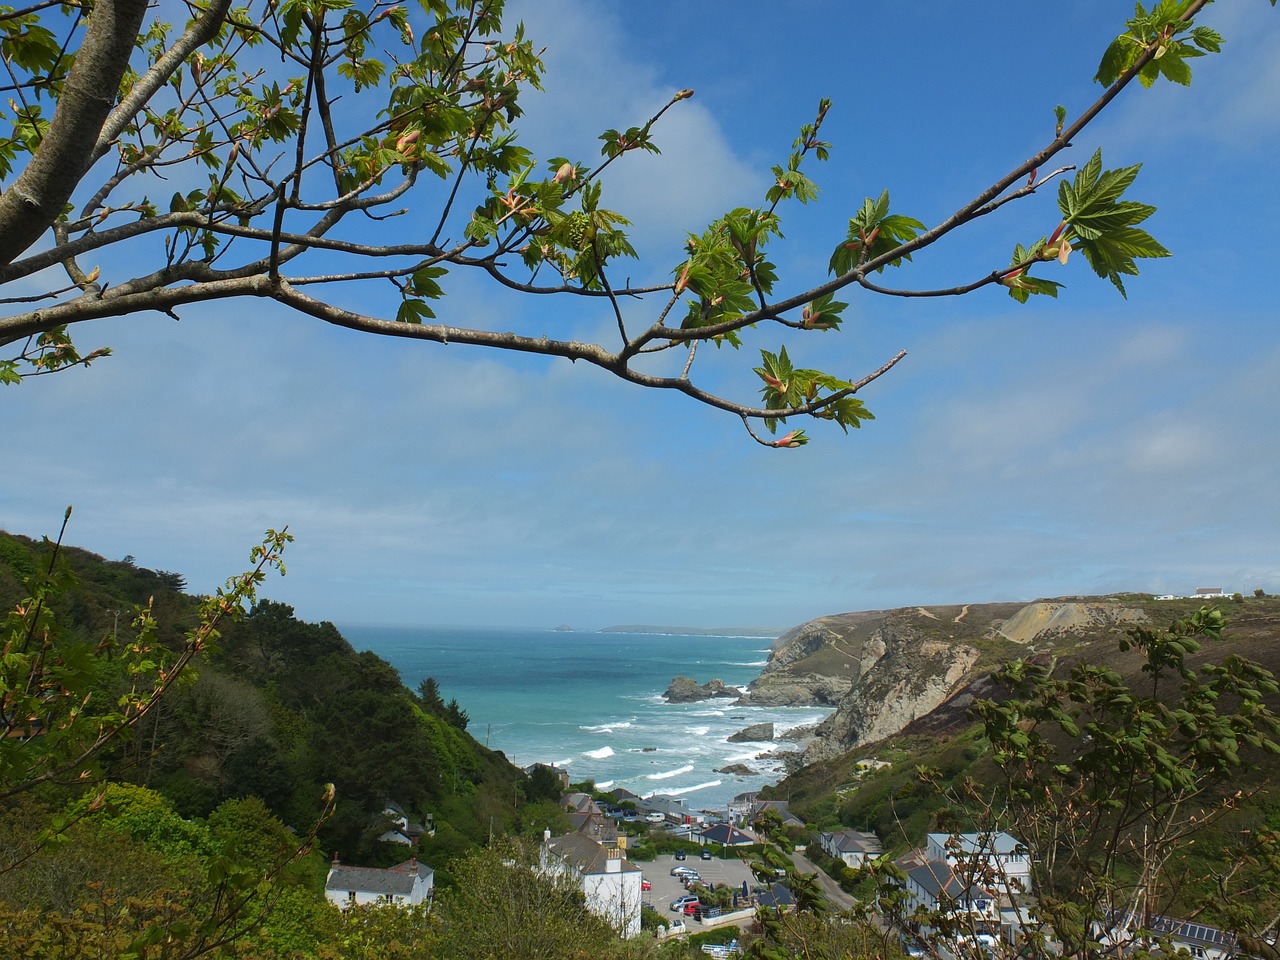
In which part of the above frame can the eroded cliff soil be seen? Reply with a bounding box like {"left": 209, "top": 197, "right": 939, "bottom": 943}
{"left": 745, "top": 599, "right": 1152, "bottom": 760}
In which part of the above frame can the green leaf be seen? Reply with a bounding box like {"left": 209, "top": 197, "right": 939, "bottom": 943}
{"left": 396, "top": 298, "right": 434, "bottom": 323}
{"left": 1057, "top": 149, "right": 1169, "bottom": 297}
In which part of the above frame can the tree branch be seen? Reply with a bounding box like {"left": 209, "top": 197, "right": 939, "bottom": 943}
{"left": 0, "top": 0, "right": 150, "bottom": 267}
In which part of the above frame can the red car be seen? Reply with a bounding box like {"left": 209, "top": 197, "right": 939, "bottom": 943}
{"left": 641, "top": 878, "right": 652, "bottom": 891}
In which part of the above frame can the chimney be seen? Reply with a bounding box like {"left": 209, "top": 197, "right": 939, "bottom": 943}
{"left": 606, "top": 848, "right": 621, "bottom": 873}
{"left": 544, "top": 828, "right": 552, "bottom": 843}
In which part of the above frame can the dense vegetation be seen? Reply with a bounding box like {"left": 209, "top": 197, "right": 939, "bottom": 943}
{"left": 0, "top": 527, "right": 639, "bottom": 957}
{"left": 767, "top": 598, "right": 1280, "bottom": 935}
{"left": 5, "top": 524, "right": 1278, "bottom": 960}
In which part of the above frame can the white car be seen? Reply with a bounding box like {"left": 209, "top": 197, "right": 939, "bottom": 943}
{"left": 645, "top": 812, "right": 666, "bottom": 823}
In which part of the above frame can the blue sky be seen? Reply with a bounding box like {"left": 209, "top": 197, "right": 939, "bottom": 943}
{"left": 3, "top": 1, "right": 1278, "bottom": 630}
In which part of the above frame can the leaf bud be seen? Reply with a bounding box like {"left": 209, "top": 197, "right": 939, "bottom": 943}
{"left": 554, "top": 161, "right": 575, "bottom": 183}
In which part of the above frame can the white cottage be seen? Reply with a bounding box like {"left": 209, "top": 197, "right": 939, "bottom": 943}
{"left": 819, "top": 829, "right": 882, "bottom": 868}
{"left": 926, "top": 831, "right": 1032, "bottom": 892}
{"left": 902, "top": 858, "right": 998, "bottom": 923}
{"left": 324, "top": 856, "right": 434, "bottom": 909}
{"left": 541, "top": 830, "right": 644, "bottom": 938}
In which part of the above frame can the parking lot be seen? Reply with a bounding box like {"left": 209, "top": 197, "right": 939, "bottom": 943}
{"left": 643, "top": 851, "right": 759, "bottom": 926}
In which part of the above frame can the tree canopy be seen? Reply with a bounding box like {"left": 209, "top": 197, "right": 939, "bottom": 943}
{"left": 0, "top": 0, "right": 1255, "bottom": 445}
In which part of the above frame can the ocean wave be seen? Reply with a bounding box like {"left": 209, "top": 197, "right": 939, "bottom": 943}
{"left": 580, "top": 720, "right": 633, "bottom": 733}
{"left": 729, "top": 660, "right": 768, "bottom": 667}
{"left": 595, "top": 780, "right": 615, "bottom": 790}
{"left": 583, "top": 746, "right": 615, "bottom": 760}
{"left": 684, "top": 725, "right": 710, "bottom": 736}
{"left": 664, "top": 779, "right": 723, "bottom": 796}
{"left": 647, "top": 764, "right": 695, "bottom": 781}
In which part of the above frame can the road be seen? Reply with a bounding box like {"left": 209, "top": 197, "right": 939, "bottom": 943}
{"left": 788, "top": 848, "right": 857, "bottom": 911}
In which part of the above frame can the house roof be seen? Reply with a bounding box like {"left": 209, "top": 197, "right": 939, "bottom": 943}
{"left": 907, "top": 859, "right": 973, "bottom": 901}
{"left": 325, "top": 858, "right": 433, "bottom": 896}
{"left": 757, "top": 882, "right": 795, "bottom": 908}
{"left": 1105, "top": 911, "right": 1237, "bottom": 951}
{"left": 700, "top": 823, "right": 756, "bottom": 845}
{"left": 546, "top": 832, "right": 641, "bottom": 876}
{"left": 567, "top": 812, "right": 619, "bottom": 844}
{"left": 563, "top": 792, "right": 599, "bottom": 814}
{"left": 1147, "top": 916, "right": 1236, "bottom": 949}
{"left": 749, "top": 800, "right": 805, "bottom": 826}
{"left": 928, "top": 831, "right": 1025, "bottom": 856}
{"left": 823, "top": 830, "right": 881, "bottom": 855}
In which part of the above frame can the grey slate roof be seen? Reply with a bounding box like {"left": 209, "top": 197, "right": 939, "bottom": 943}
{"left": 700, "top": 823, "right": 755, "bottom": 845}
{"left": 824, "top": 829, "right": 882, "bottom": 855}
{"left": 546, "top": 832, "right": 640, "bottom": 876}
{"left": 929, "top": 831, "right": 1026, "bottom": 856}
{"left": 325, "top": 858, "right": 433, "bottom": 897}
{"left": 907, "top": 859, "right": 971, "bottom": 900}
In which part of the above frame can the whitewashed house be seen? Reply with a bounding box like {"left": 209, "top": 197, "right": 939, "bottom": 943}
{"left": 926, "top": 831, "right": 1032, "bottom": 892}
{"left": 819, "top": 829, "right": 882, "bottom": 868}
{"left": 902, "top": 857, "right": 998, "bottom": 923}
{"left": 541, "top": 830, "right": 644, "bottom": 938}
{"left": 375, "top": 802, "right": 430, "bottom": 845}
{"left": 324, "top": 856, "right": 433, "bottom": 909}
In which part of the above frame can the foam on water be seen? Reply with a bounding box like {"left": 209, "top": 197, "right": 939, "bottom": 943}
{"left": 647, "top": 764, "right": 695, "bottom": 781}
{"left": 344, "top": 624, "right": 833, "bottom": 810}
{"left": 661, "top": 779, "right": 723, "bottom": 797}
{"left": 581, "top": 721, "right": 633, "bottom": 733}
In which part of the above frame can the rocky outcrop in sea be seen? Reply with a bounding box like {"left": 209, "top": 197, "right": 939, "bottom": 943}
{"left": 662, "top": 676, "right": 740, "bottom": 703}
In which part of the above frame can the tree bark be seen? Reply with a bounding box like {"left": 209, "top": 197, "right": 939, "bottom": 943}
{"left": 0, "top": 0, "right": 149, "bottom": 267}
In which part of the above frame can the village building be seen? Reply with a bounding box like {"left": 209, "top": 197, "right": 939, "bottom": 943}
{"left": 818, "top": 829, "right": 882, "bottom": 868}
{"left": 324, "top": 856, "right": 434, "bottom": 909}
{"left": 541, "top": 830, "right": 644, "bottom": 938}
{"left": 699, "top": 822, "right": 758, "bottom": 847}
{"left": 746, "top": 799, "right": 806, "bottom": 830}
{"left": 926, "top": 831, "right": 1032, "bottom": 892}
{"left": 374, "top": 802, "right": 431, "bottom": 846}
{"left": 900, "top": 856, "right": 998, "bottom": 924}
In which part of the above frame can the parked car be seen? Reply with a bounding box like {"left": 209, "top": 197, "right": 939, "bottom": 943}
{"left": 693, "top": 904, "right": 723, "bottom": 921}
{"left": 671, "top": 866, "right": 698, "bottom": 877}
{"left": 674, "top": 848, "right": 686, "bottom": 860}
{"left": 645, "top": 812, "right": 666, "bottom": 823}
{"left": 641, "top": 878, "right": 652, "bottom": 891}
{"left": 671, "top": 895, "right": 700, "bottom": 913}
{"left": 701, "top": 849, "right": 713, "bottom": 861}
{"left": 681, "top": 872, "right": 702, "bottom": 886}
{"left": 902, "top": 937, "right": 927, "bottom": 958}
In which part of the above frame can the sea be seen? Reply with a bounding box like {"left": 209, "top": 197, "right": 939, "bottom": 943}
{"left": 340, "top": 625, "right": 830, "bottom": 813}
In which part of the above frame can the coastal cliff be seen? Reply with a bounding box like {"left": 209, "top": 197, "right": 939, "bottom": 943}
{"left": 744, "top": 598, "right": 1155, "bottom": 761}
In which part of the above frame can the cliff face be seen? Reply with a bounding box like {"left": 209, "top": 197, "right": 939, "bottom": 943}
{"left": 746, "top": 599, "right": 1154, "bottom": 760}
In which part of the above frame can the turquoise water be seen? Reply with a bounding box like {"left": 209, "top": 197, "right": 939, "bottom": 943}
{"left": 340, "top": 625, "right": 829, "bottom": 811}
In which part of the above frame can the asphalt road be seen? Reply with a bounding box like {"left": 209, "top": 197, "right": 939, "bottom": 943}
{"left": 788, "top": 848, "right": 857, "bottom": 911}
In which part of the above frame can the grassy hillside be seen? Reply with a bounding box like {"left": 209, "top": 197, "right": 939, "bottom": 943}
{"left": 767, "top": 595, "right": 1280, "bottom": 923}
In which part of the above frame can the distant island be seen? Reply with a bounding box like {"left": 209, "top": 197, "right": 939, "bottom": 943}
{"left": 596, "top": 624, "right": 782, "bottom": 638}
